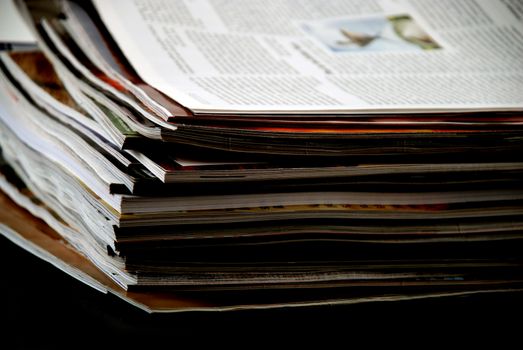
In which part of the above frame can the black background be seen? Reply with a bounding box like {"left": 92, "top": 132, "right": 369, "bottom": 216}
{"left": 2, "top": 235, "right": 522, "bottom": 348}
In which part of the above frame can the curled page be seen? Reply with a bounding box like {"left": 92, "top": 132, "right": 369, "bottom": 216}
{"left": 93, "top": 0, "right": 523, "bottom": 114}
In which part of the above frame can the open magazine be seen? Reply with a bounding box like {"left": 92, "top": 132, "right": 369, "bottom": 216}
{"left": 93, "top": 0, "right": 523, "bottom": 115}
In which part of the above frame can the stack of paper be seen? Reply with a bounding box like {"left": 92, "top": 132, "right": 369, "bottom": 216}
{"left": 1, "top": 0, "right": 522, "bottom": 312}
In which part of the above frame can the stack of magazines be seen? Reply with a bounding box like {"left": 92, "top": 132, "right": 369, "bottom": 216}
{"left": 1, "top": 0, "right": 522, "bottom": 312}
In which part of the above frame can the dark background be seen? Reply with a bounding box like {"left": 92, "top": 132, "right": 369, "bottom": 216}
{"left": 2, "top": 235, "right": 521, "bottom": 348}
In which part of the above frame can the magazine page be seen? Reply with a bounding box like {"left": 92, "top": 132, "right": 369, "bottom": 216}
{"left": 92, "top": 0, "right": 523, "bottom": 114}
{"left": 0, "top": 0, "right": 36, "bottom": 45}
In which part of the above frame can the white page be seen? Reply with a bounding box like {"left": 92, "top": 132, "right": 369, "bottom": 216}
{"left": 0, "top": 0, "right": 36, "bottom": 43}
{"left": 93, "top": 0, "right": 523, "bottom": 114}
